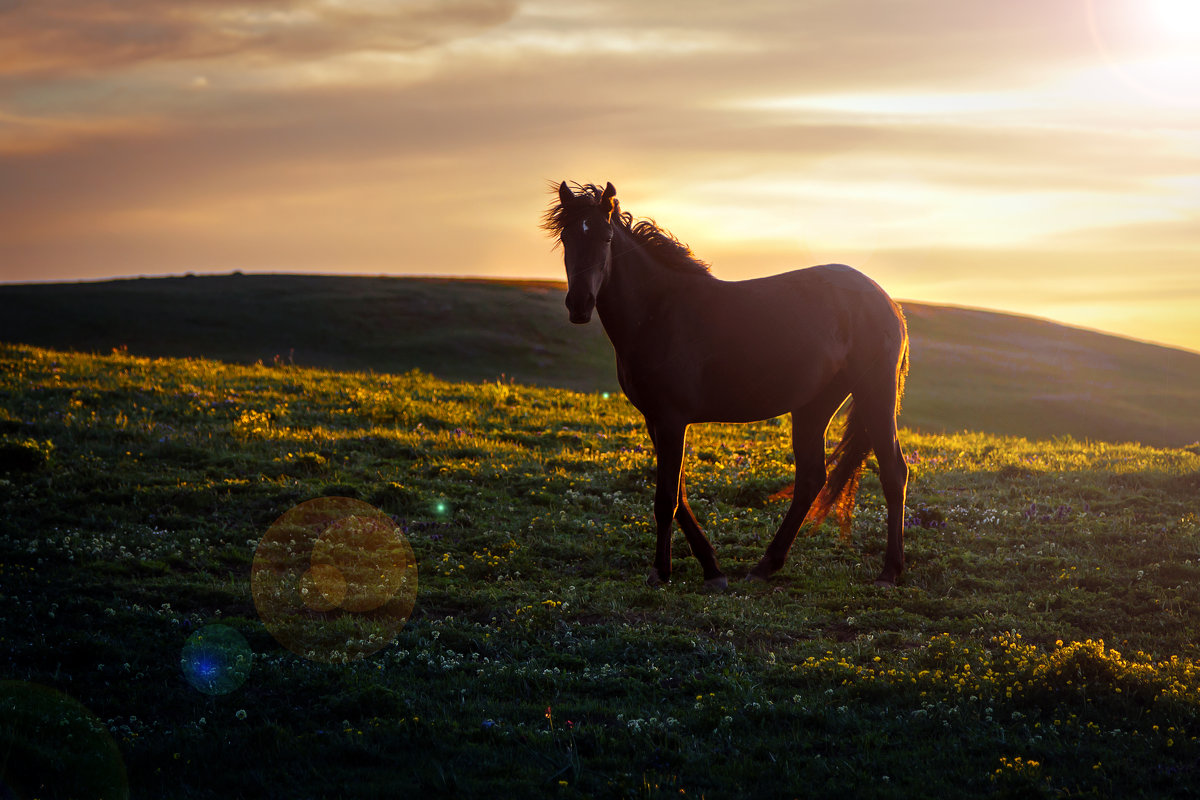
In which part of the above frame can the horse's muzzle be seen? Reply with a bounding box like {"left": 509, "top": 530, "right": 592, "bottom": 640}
{"left": 566, "top": 295, "right": 594, "bottom": 324}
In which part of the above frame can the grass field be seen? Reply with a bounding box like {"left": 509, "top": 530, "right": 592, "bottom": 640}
{"left": 3, "top": 274, "right": 1200, "bottom": 447}
{"left": 3, "top": 342, "right": 1199, "bottom": 798}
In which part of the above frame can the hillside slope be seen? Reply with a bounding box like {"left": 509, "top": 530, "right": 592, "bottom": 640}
{"left": 902, "top": 302, "right": 1200, "bottom": 447}
{"left": 2, "top": 273, "right": 1198, "bottom": 446}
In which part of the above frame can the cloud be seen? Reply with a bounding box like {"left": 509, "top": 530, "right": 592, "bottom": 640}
{"left": 1046, "top": 213, "right": 1200, "bottom": 251}
{"left": 1, "top": 0, "right": 1198, "bottom": 352}
{"left": 0, "top": 0, "right": 522, "bottom": 159}
{"left": 0, "top": 0, "right": 519, "bottom": 78}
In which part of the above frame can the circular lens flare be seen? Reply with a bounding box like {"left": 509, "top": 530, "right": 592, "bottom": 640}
{"left": 251, "top": 497, "right": 417, "bottom": 663}
{"left": 310, "top": 514, "right": 410, "bottom": 613}
{"left": 0, "top": 682, "right": 129, "bottom": 800}
{"left": 180, "top": 624, "right": 253, "bottom": 695}
{"left": 299, "top": 563, "right": 346, "bottom": 611}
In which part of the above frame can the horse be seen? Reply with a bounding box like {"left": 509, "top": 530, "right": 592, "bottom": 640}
{"left": 543, "top": 181, "right": 910, "bottom": 588}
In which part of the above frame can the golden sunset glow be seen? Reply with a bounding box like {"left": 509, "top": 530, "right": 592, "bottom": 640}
{"left": 1147, "top": 0, "right": 1200, "bottom": 41}
{"left": 1, "top": 0, "right": 1198, "bottom": 351}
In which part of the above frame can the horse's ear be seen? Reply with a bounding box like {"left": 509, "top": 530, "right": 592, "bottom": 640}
{"left": 558, "top": 181, "right": 574, "bottom": 207}
{"left": 600, "top": 182, "right": 617, "bottom": 216}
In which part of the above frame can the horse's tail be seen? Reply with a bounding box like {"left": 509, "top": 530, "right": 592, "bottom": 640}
{"left": 804, "top": 398, "right": 873, "bottom": 542}
{"left": 808, "top": 335, "right": 909, "bottom": 540}
{"left": 896, "top": 335, "right": 910, "bottom": 415}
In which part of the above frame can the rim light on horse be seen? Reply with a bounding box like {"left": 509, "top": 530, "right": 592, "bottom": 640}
{"left": 544, "top": 181, "right": 911, "bottom": 588}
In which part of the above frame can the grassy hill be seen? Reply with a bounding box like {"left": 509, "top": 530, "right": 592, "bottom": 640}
{"left": 2, "top": 273, "right": 1199, "bottom": 447}
{"left": 2, "top": 343, "right": 1199, "bottom": 797}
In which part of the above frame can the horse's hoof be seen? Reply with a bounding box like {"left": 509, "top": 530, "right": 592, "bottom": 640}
{"left": 745, "top": 561, "right": 774, "bottom": 582}
{"left": 875, "top": 561, "right": 903, "bottom": 587}
{"left": 646, "top": 569, "right": 667, "bottom": 587}
{"left": 703, "top": 575, "right": 729, "bottom": 591}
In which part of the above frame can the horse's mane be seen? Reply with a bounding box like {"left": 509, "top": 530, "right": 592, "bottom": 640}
{"left": 542, "top": 182, "right": 711, "bottom": 275}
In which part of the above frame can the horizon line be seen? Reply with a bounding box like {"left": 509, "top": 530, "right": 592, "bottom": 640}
{"left": 3, "top": 269, "right": 1199, "bottom": 358}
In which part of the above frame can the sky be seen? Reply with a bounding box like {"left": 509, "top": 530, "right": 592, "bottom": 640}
{"left": 2, "top": 0, "right": 1199, "bottom": 352}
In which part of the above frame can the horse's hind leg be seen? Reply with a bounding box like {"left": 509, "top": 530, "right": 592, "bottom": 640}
{"left": 857, "top": 383, "right": 909, "bottom": 586}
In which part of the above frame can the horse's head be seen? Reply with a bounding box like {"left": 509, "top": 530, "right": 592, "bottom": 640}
{"left": 555, "top": 181, "right": 617, "bottom": 324}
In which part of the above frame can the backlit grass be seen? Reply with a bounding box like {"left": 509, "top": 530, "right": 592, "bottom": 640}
{"left": 2, "top": 342, "right": 1199, "bottom": 798}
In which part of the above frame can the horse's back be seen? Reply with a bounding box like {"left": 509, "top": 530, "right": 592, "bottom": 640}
{"left": 740, "top": 264, "right": 908, "bottom": 380}
{"left": 792, "top": 262, "right": 904, "bottom": 335}
{"left": 637, "top": 264, "right": 905, "bottom": 422}
{"left": 741, "top": 263, "right": 904, "bottom": 334}
{"left": 770, "top": 263, "right": 896, "bottom": 307}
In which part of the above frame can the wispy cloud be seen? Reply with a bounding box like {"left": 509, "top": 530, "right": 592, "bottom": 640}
{"left": 1, "top": 0, "right": 1198, "bottom": 351}
{"left": 0, "top": 0, "right": 520, "bottom": 77}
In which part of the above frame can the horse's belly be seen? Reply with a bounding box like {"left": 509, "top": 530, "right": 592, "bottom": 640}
{"left": 689, "top": 354, "right": 839, "bottom": 422}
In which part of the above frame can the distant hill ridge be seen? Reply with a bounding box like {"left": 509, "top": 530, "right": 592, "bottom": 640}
{"left": 2, "top": 273, "right": 1198, "bottom": 447}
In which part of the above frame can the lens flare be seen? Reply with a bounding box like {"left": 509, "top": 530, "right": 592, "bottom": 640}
{"left": 299, "top": 562, "right": 347, "bottom": 611}
{"left": 0, "top": 682, "right": 129, "bottom": 800}
{"left": 251, "top": 497, "right": 417, "bottom": 663}
{"left": 180, "top": 624, "right": 253, "bottom": 695}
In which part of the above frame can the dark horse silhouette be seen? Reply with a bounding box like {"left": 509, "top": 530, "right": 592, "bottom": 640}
{"left": 544, "top": 181, "right": 910, "bottom": 588}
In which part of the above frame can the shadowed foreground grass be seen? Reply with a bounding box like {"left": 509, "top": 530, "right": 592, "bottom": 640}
{"left": 2, "top": 343, "right": 1199, "bottom": 798}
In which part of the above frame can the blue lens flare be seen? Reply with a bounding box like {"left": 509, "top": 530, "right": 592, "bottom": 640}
{"left": 180, "top": 625, "right": 252, "bottom": 696}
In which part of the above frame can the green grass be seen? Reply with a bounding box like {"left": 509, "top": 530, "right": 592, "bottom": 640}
{"left": 3, "top": 273, "right": 1200, "bottom": 447}
{"left": 2, "top": 342, "right": 1200, "bottom": 797}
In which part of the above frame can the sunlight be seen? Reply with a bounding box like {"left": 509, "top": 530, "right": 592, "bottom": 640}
{"left": 1112, "top": 53, "right": 1200, "bottom": 107}
{"left": 651, "top": 172, "right": 1180, "bottom": 259}
{"left": 1147, "top": 0, "right": 1200, "bottom": 42}
{"left": 1087, "top": 0, "right": 1200, "bottom": 107}
{"left": 740, "top": 91, "right": 1033, "bottom": 118}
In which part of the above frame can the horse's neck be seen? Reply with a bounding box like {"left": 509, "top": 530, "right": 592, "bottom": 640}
{"left": 595, "top": 231, "right": 679, "bottom": 357}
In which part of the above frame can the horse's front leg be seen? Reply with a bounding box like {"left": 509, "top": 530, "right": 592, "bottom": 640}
{"left": 647, "top": 421, "right": 686, "bottom": 586}
{"left": 677, "top": 472, "right": 727, "bottom": 590}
